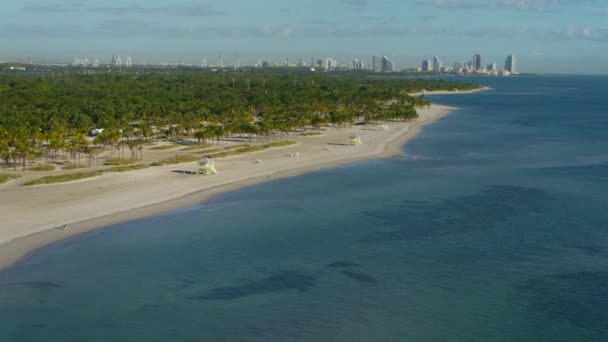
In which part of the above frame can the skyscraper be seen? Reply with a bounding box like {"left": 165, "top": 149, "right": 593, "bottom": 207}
{"left": 381, "top": 56, "right": 389, "bottom": 72}
{"left": 126, "top": 56, "right": 133, "bottom": 68}
{"left": 201, "top": 58, "right": 207, "bottom": 68}
{"left": 372, "top": 56, "right": 382, "bottom": 72}
{"left": 432, "top": 56, "right": 442, "bottom": 73}
{"left": 380, "top": 56, "right": 395, "bottom": 72}
{"left": 422, "top": 59, "right": 432, "bottom": 72}
{"left": 323, "top": 58, "right": 337, "bottom": 71}
{"left": 505, "top": 55, "right": 517, "bottom": 74}
{"left": 473, "top": 54, "right": 482, "bottom": 70}
{"left": 352, "top": 59, "right": 364, "bottom": 70}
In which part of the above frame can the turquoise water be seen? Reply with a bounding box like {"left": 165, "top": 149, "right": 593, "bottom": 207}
{"left": 1, "top": 76, "right": 607, "bottom": 341}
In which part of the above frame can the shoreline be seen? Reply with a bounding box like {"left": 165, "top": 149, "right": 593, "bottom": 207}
{"left": 0, "top": 89, "right": 486, "bottom": 271}
{"left": 408, "top": 86, "right": 491, "bottom": 97}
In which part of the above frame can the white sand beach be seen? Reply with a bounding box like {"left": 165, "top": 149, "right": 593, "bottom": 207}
{"left": 0, "top": 93, "right": 480, "bottom": 269}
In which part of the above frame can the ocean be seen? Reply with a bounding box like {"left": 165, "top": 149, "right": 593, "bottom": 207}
{"left": 1, "top": 75, "right": 607, "bottom": 341}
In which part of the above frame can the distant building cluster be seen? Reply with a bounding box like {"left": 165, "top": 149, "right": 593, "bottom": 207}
{"left": 69, "top": 54, "right": 136, "bottom": 68}
{"left": 18, "top": 51, "right": 520, "bottom": 76}
{"left": 421, "top": 54, "right": 518, "bottom": 76}
{"left": 109, "top": 54, "right": 133, "bottom": 68}
{"left": 72, "top": 57, "right": 100, "bottom": 68}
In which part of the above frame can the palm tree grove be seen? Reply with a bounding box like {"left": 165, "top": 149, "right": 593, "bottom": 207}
{"left": 0, "top": 66, "right": 479, "bottom": 171}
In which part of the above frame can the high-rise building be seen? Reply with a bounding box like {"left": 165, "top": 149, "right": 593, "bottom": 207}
{"left": 505, "top": 55, "right": 517, "bottom": 74}
{"left": 432, "top": 56, "right": 442, "bottom": 73}
{"left": 422, "top": 59, "right": 432, "bottom": 72}
{"left": 487, "top": 62, "right": 496, "bottom": 71}
{"left": 352, "top": 59, "right": 364, "bottom": 70}
{"left": 380, "top": 56, "right": 395, "bottom": 72}
{"left": 381, "top": 56, "right": 389, "bottom": 72}
{"left": 372, "top": 56, "right": 382, "bottom": 72}
{"left": 218, "top": 53, "right": 223, "bottom": 68}
{"left": 323, "top": 58, "right": 337, "bottom": 71}
{"left": 115, "top": 56, "right": 122, "bottom": 67}
{"left": 201, "top": 59, "right": 207, "bottom": 68}
{"left": 473, "top": 54, "right": 482, "bottom": 70}
{"left": 111, "top": 54, "right": 116, "bottom": 66}
{"left": 126, "top": 56, "right": 133, "bottom": 68}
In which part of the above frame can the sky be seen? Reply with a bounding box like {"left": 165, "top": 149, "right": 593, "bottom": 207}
{"left": 1, "top": 0, "right": 608, "bottom": 73}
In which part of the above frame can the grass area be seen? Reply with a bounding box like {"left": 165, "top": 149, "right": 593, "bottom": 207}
{"left": 206, "top": 141, "right": 296, "bottom": 158}
{"left": 150, "top": 155, "right": 200, "bottom": 166}
{"left": 0, "top": 173, "right": 21, "bottom": 184}
{"left": 23, "top": 172, "right": 100, "bottom": 186}
{"left": 198, "top": 148, "right": 222, "bottom": 154}
{"left": 236, "top": 146, "right": 267, "bottom": 153}
{"left": 300, "top": 132, "right": 323, "bottom": 136}
{"left": 63, "top": 163, "right": 88, "bottom": 170}
{"left": 182, "top": 144, "right": 250, "bottom": 153}
{"left": 224, "top": 144, "right": 251, "bottom": 150}
{"left": 102, "top": 164, "right": 150, "bottom": 173}
{"left": 151, "top": 144, "right": 181, "bottom": 150}
{"left": 104, "top": 158, "right": 136, "bottom": 166}
{"left": 180, "top": 145, "right": 212, "bottom": 151}
{"left": 208, "top": 146, "right": 266, "bottom": 158}
{"left": 23, "top": 163, "right": 151, "bottom": 186}
{"left": 26, "top": 164, "right": 55, "bottom": 171}
{"left": 264, "top": 141, "right": 297, "bottom": 148}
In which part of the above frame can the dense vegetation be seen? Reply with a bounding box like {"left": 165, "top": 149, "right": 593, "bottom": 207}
{"left": 0, "top": 68, "right": 479, "bottom": 169}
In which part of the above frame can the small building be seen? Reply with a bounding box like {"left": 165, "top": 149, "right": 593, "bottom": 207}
{"left": 198, "top": 157, "right": 218, "bottom": 175}
{"left": 89, "top": 128, "right": 105, "bottom": 137}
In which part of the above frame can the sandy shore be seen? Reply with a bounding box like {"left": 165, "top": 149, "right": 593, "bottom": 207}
{"left": 408, "top": 86, "right": 491, "bottom": 97}
{"left": 0, "top": 91, "right": 483, "bottom": 270}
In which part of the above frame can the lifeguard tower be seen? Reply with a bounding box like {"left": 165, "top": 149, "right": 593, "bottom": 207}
{"left": 377, "top": 124, "right": 389, "bottom": 131}
{"left": 350, "top": 134, "right": 362, "bottom": 146}
{"left": 198, "top": 157, "right": 218, "bottom": 175}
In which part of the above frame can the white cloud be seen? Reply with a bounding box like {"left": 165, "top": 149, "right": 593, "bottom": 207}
{"left": 419, "top": 0, "right": 596, "bottom": 13}
{"left": 535, "top": 27, "right": 608, "bottom": 41}
{"left": 340, "top": 0, "right": 369, "bottom": 7}
{"left": 23, "top": 3, "right": 222, "bottom": 16}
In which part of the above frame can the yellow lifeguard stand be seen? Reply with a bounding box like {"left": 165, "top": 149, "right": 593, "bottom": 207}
{"left": 198, "top": 157, "right": 218, "bottom": 175}
{"left": 378, "top": 124, "right": 389, "bottom": 131}
{"left": 350, "top": 134, "right": 362, "bottom": 146}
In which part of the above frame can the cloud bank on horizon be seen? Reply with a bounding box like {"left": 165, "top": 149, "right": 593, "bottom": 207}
{"left": 1, "top": 0, "right": 607, "bottom": 73}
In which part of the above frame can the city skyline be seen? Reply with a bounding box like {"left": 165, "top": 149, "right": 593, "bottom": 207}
{"left": 42, "top": 51, "right": 519, "bottom": 75}
{"left": 1, "top": 1, "right": 608, "bottom": 74}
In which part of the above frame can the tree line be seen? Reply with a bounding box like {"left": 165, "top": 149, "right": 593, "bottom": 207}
{"left": 0, "top": 67, "right": 480, "bottom": 168}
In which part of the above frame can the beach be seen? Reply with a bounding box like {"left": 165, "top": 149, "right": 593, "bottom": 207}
{"left": 0, "top": 93, "right": 476, "bottom": 270}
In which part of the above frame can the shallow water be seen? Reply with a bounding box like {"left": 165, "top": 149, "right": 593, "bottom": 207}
{"left": 1, "top": 75, "right": 607, "bottom": 341}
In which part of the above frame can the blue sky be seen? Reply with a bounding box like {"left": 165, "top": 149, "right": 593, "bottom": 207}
{"left": 1, "top": 0, "right": 607, "bottom": 73}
